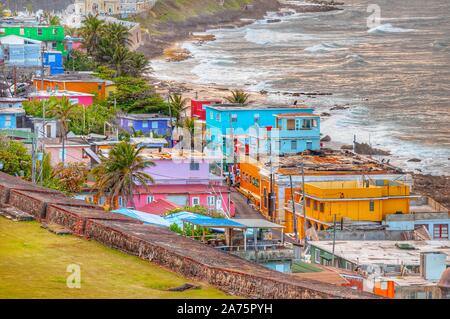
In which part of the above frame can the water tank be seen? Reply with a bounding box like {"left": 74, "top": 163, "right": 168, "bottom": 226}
{"left": 420, "top": 252, "right": 447, "bottom": 281}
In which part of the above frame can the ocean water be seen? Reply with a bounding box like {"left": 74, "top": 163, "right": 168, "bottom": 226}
{"left": 151, "top": 0, "right": 450, "bottom": 175}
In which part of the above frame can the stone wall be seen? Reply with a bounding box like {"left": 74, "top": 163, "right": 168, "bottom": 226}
{"left": 9, "top": 189, "right": 98, "bottom": 220}
{"left": 85, "top": 220, "right": 377, "bottom": 299}
{"left": 46, "top": 204, "right": 143, "bottom": 236}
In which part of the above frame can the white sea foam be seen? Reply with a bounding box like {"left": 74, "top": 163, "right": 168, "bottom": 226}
{"left": 244, "top": 28, "right": 313, "bottom": 46}
{"left": 368, "top": 23, "right": 415, "bottom": 34}
{"left": 304, "top": 42, "right": 343, "bottom": 53}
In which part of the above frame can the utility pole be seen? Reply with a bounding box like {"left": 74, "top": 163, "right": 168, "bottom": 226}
{"left": 268, "top": 126, "right": 275, "bottom": 222}
{"left": 301, "top": 158, "right": 307, "bottom": 248}
{"left": 331, "top": 214, "right": 337, "bottom": 267}
{"left": 289, "top": 174, "right": 298, "bottom": 242}
{"left": 31, "top": 132, "right": 37, "bottom": 183}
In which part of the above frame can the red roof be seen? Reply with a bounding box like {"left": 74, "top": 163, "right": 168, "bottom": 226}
{"left": 136, "top": 184, "right": 230, "bottom": 195}
{"left": 139, "top": 199, "right": 180, "bottom": 216}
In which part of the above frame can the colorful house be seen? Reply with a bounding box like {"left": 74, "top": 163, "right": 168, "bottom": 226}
{"left": 43, "top": 138, "right": 91, "bottom": 166}
{"left": 0, "top": 35, "right": 42, "bottom": 67}
{"left": 0, "top": 107, "right": 25, "bottom": 129}
{"left": 284, "top": 179, "right": 413, "bottom": 236}
{"left": 0, "top": 21, "right": 66, "bottom": 55}
{"left": 43, "top": 51, "right": 64, "bottom": 75}
{"left": 191, "top": 99, "right": 222, "bottom": 121}
{"left": 238, "top": 150, "right": 413, "bottom": 229}
{"left": 205, "top": 104, "right": 315, "bottom": 161}
{"left": 117, "top": 113, "right": 174, "bottom": 137}
{"left": 28, "top": 90, "right": 95, "bottom": 107}
{"left": 32, "top": 73, "right": 114, "bottom": 100}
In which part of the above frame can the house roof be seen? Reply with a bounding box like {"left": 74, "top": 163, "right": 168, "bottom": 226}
{"left": 29, "top": 90, "right": 95, "bottom": 97}
{"left": 130, "top": 137, "right": 168, "bottom": 145}
{"left": 0, "top": 34, "right": 42, "bottom": 45}
{"left": 0, "top": 97, "right": 27, "bottom": 103}
{"left": 136, "top": 184, "right": 230, "bottom": 195}
{"left": 36, "top": 73, "right": 112, "bottom": 84}
{"left": 138, "top": 199, "right": 180, "bottom": 216}
{"left": 231, "top": 218, "right": 284, "bottom": 229}
{"left": 112, "top": 208, "right": 170, "bottom": 227}
{"left": 182, "top": 217, "right": 246, "bottom": 229}
{"left": 0, "top": 107, "right": 25, "bottom": 114}
{"left": 118, "top": 113, "right": 173, "bottom": 120}
{"left": 206, "top": 104, "right": 313, "bottom": 111}
{"left": 274, "top": 113, "right": 320, "bottom": 118}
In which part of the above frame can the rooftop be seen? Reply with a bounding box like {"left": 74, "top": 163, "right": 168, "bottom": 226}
{"left": 140, "top": 148, "right": 223, "bottom": 161}
{"left": 0, "top": 107, "right": 25, "bottom": 114}
{"left": 206, "top": 104, "right": 313, "bottom": 111}
{"left": 310, "top": 240, "right": 450, "bottom": 266}
{"left": 138, "top": 199, "right": 180, "bottom": 216}
{"left": 36, "top": 73, "right": 113, "bottom": 84}
{"left": 274, "top": 113, "right": 320, "bottom": 118}
{"left": 29, "top": 90, "right": 95, "bottom": 97}
{"left": 118, "top": 113, "right": 173, "bottom": 120}
{"left": 0, "top": 97, "right": 27, "bottom": 102}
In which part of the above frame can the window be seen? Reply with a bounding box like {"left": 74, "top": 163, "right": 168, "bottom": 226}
{"left": 48, "top": 55, "right": 56, "bottom": 63}
{"left": 287, "top": 119, "right": 295, "bottom": 130}
{"left": 306, "top": 198, "right": 311, "bottom": 207}
{"left": 0, "top": 28, "right": 5, "bottom": 34}
{"left": 313, "top": 201, "right": 318, "bottom": 211}
{"left": 216, "top": 113, "right": 220, "bottom": 122}
{"left": 151, "top": 121, "right": 158, "bottom": 129}
{"left": 142, "top": 121, "right": 148, "bottom": 128}
{"left": 207, "top": 196, "right": 215, "bottom": 206}
{"left": 210, "top": 112, "right": 213, "bottom": 120}
{"left": 369, "top": 201, "right": 375, "bottom": 212}
{"left": 37, "top": 28, "right": 43, "bottom": 35}
{"left": 320, "top": 203, "right": 324, "bottom": 213}
{"left": 69, "top": 98, "right": 78, "bottom": 105}
{"left": 52, "top": 41, "right": 57, "bottom": 49}
{"left": 312, "top": 119, "right": 318, "bottom": 127}
{"left": 118, "top": 196, "right": 124, "bottom": 208}
{"left": 4, "top": 115, "right": 11, "bottom": 127}
{"left": 99, "top": 196, "right": 106, "bottom": 205}
{"left": 192, "top": 197, "right": 200, "bottom": 206}
{"left": 189, "top": 161, "right": 200, "bottom": 170}
{"left": 302, "top": 119, "right": 312, "bottom": 129}
{"left": 291, "top": 140, "right": 297, "bottom": 151}
{"left": 128, "top": 121, "right": 133, "bottom": 127}
{"left": 263, "top": 188, "right": 267, "bottom": 208}
{"left": 314, "top": 249, "right": 320, "bottom": 263}
{"left": 147, "top": 196, "right": 154, "bottom": 204}
{"left": 19, "top": 28, "right": 24, "bottom": 35}
{"left": 82, "top": 149, "right": 88, "bottom": 159}
{"left": 433, "top": 224, "right": 448, "bottom": 239}
{"left": 53, "top": 28, "right": 58, "bottom": 35}
{"left": 254, "top": 114, "right": 260, "bottom": 124}
{"left": 231, "top": 114, "right": 237, "bottom": 123}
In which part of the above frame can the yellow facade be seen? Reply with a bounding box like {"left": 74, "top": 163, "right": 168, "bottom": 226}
{"left": 284, "top": 180, "right": 411, "bottom": 235}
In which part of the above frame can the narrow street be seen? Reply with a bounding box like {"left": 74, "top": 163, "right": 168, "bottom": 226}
{"left": 231, "top": 189, "right": 264, "bottom": 219}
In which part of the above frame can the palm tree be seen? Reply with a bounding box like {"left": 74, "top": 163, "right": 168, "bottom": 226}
{"left": 169, "top": 93, "right": 188, "bottom": 122}
{"left": 48, "top": 97, "right": 78, "bottom": 142}
{"left": 183, "top": 117, "right": 196, "bottom": 150}
{"left": 105, "top": 23, "right": 131, "bottom": 47}
{"left": 79, "top": 14, "right": 105, "bottom": 56}
{"left": 128, "top": 52, "right": 151, "bottom": 77}
{"left": 225, "top": 89, "right": 251, "bottom": 105}
{"left": 92, "top": 141, "right": 155, "bottom": 209}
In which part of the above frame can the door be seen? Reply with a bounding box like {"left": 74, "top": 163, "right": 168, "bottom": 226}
{"left": 216, "top": 198, "right": 222, "bottom": 211}
{"left": 306, "top": 141, "right": 313, "bottom": 150}
{"left": 46, "top": 124, "right": 52, "bottom": 138}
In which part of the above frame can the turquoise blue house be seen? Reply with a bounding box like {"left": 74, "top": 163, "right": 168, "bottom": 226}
{"left": 0, "top": 98, "right": 26, "bottom": 129}
{"left": 205, "top": 104, "right": 319, "bottom": 161}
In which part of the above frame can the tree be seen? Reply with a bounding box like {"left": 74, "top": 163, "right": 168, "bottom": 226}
{"left": 79, "top": 14, "right": 105, "bottom": 56}
{"left": 104, "top": 23, "right": 131, "bottom": 47}
{"left": 91, "top": 141, "right": 155, "bottom": 209}
{"left": 23, "top": 99, "right": 46, "bottom": 117}
{"left": 225, "top": 89, "right": 251, "bottom": 105}
{"left": 183, "top": 117, "right": 195, "bottom": 150}
{"left": 169, "top": 93, "right": 188, "bottom": 122}
{"left": 48, "top": 97, "right": 78, "bottom": 142}
{"left": 52, "top": 162, "right": 89, "bottom": 194}
{"left": 64, "top": 51, "right": 97, "bottom": 72}
{"left": 0, "top": 137, "right": 31, "bottom": 177}
{"left": 127, "top": 51, "right": 151, "bottom": 77}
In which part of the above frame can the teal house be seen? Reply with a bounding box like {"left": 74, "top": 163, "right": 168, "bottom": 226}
{"left": 205, "top": 104, "right": 319, "bottom": 162}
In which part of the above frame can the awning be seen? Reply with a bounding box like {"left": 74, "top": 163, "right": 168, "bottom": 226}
{"left": 231, "top": 218, "right": 284, "bottom": 229}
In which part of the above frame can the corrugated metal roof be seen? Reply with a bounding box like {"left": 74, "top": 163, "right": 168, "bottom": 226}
{"left": 113, "top": 208, "right": 170, "bottom": 227}
{"left": 182, "top": 217, "right": 246, "bottom": 228}
{"left": 231, "top": 218, "right": 284, "bottom": 229}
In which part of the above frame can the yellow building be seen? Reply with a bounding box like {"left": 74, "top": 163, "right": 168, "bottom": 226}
{"left": 284, "top": 179, "right": 414, "bottom": 237}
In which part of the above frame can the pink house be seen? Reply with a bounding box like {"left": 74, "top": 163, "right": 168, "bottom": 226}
{"left": 28, "top": 90, "right": 95, "bottom": 107}
{"left": 44, "top": 140, "right": 91, "bottom": 167}
{"left": 132, "top": 184, "right": 235, "bottom": 217}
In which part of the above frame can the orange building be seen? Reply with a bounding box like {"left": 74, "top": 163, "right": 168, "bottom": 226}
{"left": 33, "top": 73, "right": 115, "bottom": 100}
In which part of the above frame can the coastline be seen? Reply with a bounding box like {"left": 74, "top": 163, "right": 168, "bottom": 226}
{"left": 143, "top": 2, "right": 449, "bottom": 207}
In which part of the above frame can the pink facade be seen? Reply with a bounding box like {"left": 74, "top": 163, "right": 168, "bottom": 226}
{"left": 29, "top": 91, "right": 94, "bottom": 107}
{"left": 132, "top": 184, "right": 235, "bottom": 217}
{"left": 45, "top": 144, "right": 90, "bottom": 166}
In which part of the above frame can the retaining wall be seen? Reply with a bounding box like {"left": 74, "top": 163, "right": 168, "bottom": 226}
{"left": 8, "top": 189, "right": 98, "bottom": 220}
{"left": 46, "top": 204, "right": 143, "bottom": 236}
{"left": 85, "top": 220, "right": 377, "bottom": 299}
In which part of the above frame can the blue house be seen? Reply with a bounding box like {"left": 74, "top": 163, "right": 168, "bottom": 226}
{"left": 205, "top": 104, "right": 316, "bottom": 159}
{"left": 0, "top": 35, "right": 42, "bottom": 67}
{"left": 0, "top": 97, "right": 26, "bottom": 129}
{"left": 43, "top": 51, "right": 64, "bottom": 75}
{"left": 117, "top": 113, "right": 174, "bottom": 137}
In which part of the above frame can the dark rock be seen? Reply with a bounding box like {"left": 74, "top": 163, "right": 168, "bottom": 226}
{"left": 266, "top": 18, "right": 281, "bottom": 23}
{"left": 354, "top": 142, "right": 391, "bottom": 156}
{"left": 320, "top": 112, "right": 331, "bottom": 117}
{"left": 320, "top": 135, "right": 331, "bottom": 142}
{"left": 330, "top": 105, "right": 350, "bottom": 111}
{"left": 341, "top": 144, "right": 353, "bottom": 150}
{"left": 408, "top": 158, "right": 422, "bottom": 162}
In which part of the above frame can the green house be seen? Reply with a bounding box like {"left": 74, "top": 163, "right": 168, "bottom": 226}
{"left": 0, "top": 24, "right": 66, "bottom": 55}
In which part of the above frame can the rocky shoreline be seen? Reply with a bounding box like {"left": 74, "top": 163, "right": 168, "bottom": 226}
{"left": 139, "top": 0, "right": 343, "bottom": 59}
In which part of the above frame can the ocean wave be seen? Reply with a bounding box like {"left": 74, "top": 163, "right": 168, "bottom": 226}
{"left": 244, "top": 29, "right": 313, "bottom": 46}
{"left": 368, "top": 23, "right": 415, "bottom": 34}
{"left": 341, "top": 54, "right": 368, "bottom": 67}
{"left": 304, "top": 42, "right": 342, "bottom": 53}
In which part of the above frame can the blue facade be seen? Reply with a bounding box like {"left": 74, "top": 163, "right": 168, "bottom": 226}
{"left": 205, "top": 105, "right": 316, "bottom": 158}
{"left": 0, "top": 43, "right": 42, "bottom": 67}
{"left": 118, "top": 114, "right": 173, "bottom": 137}
{"left": 43, "top": 51, "right": 64, "bottom": 75}
{"left": 0, "top": 112, "right": 19, "bottom": 129}
{"left": 275, "top": 113, "right": 321, "bottom": 154}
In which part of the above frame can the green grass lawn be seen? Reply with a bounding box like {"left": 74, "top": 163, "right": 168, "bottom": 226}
{"left": 0, "top": 218, "right": 234, "bottom": 299}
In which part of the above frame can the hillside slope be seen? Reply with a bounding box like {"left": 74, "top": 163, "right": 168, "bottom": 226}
{"left": 135, "top": 0, "right": 281, "bottom": 57}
